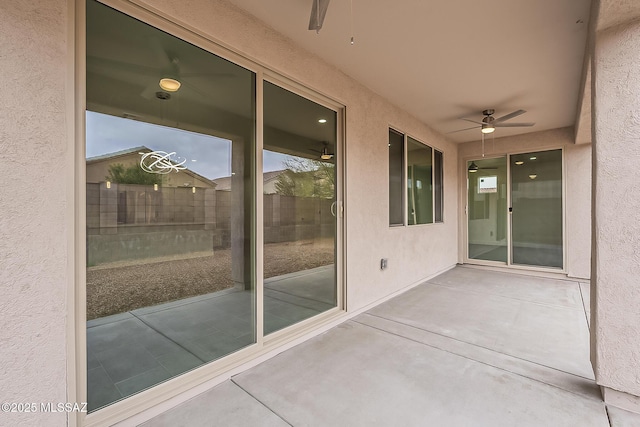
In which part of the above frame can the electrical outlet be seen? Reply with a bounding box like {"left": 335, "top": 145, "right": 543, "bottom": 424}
{"left": 381, "top": 258, "right": 388, "bottom": 270}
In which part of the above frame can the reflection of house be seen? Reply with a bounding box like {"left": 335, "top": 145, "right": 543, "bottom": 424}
{"left": 213, "top": 169, "right": 285, "bottom": 194}
{"left": 86, "top": 146, "right": 217, "bottom": 189}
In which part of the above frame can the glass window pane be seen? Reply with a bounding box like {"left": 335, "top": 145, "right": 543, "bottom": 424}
{"left": 434, "top": 150, "right": 444, "bottom": 223}
{"left": 407, "top": 137, "right": 433, "bottom": 225}
{"left": 511, "top": 150, "right": 563, "bottom": 268}
{"left": 389, "top": 129, "right": 404, "bottom": 226}
{"left": 263, "top": 81, "right": 337, "bottom": 335}
{"left": 467, "top": 157, "right": 508, "bottom": 262}
{"left": 86, "top": 0, "right": 255, "bottom": 411}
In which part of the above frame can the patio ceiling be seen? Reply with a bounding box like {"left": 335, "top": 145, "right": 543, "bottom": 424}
{"left": 226, "top": 0, "right": 592, "bottom": 143}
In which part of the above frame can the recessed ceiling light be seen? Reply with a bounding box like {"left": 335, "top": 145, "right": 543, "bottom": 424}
{"left": 515, "top": 161, "right": 524, "bottom": 165}
{"left": 159, "top": 78, "right": 181, "bottom": 92}
{"left": 318, "top": 119, "right": 327, "bottom": 124}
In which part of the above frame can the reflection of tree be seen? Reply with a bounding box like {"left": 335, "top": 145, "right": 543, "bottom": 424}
{"left": 275, "top": 158, "right": 335, "bottom": 198}
{"left": 106, "top": 163, "right": 161, "bottom": 185}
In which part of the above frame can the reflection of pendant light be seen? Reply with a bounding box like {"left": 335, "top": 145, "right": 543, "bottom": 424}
{"left": 529, "top": 174, "right": 537, "bottom": 180}
{"left": 159, "top": 78, "right": 181, "bottom": 92}
{"left": 468, "top": 162, "right": 479, "bottom": 173}
{"left": 320, "top": 146, "right": 333, "bottom": 160}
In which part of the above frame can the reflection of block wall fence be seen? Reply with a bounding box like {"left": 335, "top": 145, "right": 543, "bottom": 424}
{"left": 86, "top": 183, "right": 334, "bottom": 266}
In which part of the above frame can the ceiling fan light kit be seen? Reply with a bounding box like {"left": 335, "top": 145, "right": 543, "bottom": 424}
{"left": 159, "top": 77, "right": 181, "bottom": 92}
{"left": 320, "top": 146, "right": 334, "bottom": 160}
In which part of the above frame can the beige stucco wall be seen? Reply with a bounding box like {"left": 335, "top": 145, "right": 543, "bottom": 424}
{"left": 457, "top": 127, "right": 592, "bottom": 279}
{"left": 0, "top": 1, "right": 71, "bottom": 427}
{"left": 592, "top": 17, "right": 640, "bottom": 402}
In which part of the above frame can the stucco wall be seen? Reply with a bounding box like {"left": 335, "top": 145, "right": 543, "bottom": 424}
{"left": 458, "top": 127, "right": 592, "bottom": 279}
{"left": 0, "top": 1, "right": 70, "bottom": 426}
{"left": 592, "top": 18, "right": 640, "bottom": 400}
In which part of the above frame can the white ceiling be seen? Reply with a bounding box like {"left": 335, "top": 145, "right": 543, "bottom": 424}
{"left": 226, "top": 0, "right": 592, "bottom": 143}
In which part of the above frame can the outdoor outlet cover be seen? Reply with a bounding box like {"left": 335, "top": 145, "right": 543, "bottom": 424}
{"left": 381, "top": 258, "right": 388, "bottom": 270}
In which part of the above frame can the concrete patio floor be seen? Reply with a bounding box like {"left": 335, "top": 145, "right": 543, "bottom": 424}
{"left": 139, "top": 266, "right": 640, "bottom": 427}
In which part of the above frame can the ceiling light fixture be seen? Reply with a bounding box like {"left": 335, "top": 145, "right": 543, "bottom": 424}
{"left": 529, "top": 174, "right": 537, "bottom": 180}
{"left": 515, "top": 161, "right": 524, "bottom": 165}
{"left": 320, "top": 146, "right": 333, "bottom": 160}
{"left": 318, "top": 118, "right": 327, "bottom": 124}
{"left": 159, "top": 78, "right": 181, "bottom": 92}
{"left": 468, "top": 162, "right": 479, "bottom": 173}
{"left": 530, "top": 156, "right": 537, "bottom": 160}
{"left": 481, "top": 124, "right": 495, "bottom": 134}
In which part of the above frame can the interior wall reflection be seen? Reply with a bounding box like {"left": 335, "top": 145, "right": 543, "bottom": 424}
{"left": 262, "top": 81, "right": 338, "bottom": 335}
{"left": 85, "top": 0, "right": 255, "bottom": 411}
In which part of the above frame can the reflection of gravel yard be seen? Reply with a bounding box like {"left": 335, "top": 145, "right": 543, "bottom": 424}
{"left": 87, "top": 239, "right": 334, "bottom": 320}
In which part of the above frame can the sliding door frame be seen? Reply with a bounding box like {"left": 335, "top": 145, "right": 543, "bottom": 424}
{"left": 75, "top": 1, "right": 346, "bottom": 425}
{"left": 462, "top": 147, "right": 567, "bottom": 274}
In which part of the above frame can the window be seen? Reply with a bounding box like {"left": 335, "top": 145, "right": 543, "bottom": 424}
{"left": 388, "top": 129, "right": 405, "bottom": 226}
{"left": 389, "top": 129, "right": 444, "bottom": 226}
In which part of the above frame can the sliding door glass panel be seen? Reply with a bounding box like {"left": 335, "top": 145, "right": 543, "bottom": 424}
{"left": 407, "top": 137, "right": 433, "bottom": 225}
{"left": 389, "top": 129, "right": 404, "bottom": 226}
{"left": 511, "top": 150, "right": 563, "bottom": 268}
{"left": 467, "top": 157, "right": 508, "bottom": 263}
{"left": 86, "top": 0, "right": 255, "bottom": 411}
{"left": 263, "top": 81, "right": 337, "bottom": 335}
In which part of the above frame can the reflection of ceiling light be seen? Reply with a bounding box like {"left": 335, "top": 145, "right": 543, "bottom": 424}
{"left": 192, "top": 186, "right": 196, "bottom": 193}
{"left": 154, "top": 183, "right": 158, "bottom": 191}
{"left": 529, "top": 174, "right": 537, "bottom": 180}
{"left": 481, "top": 124, "right": 495, "bottom": 134}
{"left": 530, "top": 156, "right": 537, "bottom": 160}
{"left": 318, "top": 118, "right": 327, "bottom": 124}
{"left": 159, "top": 78, "right": 181, "bottom": 92}
{"left": 321, "top": 146, "right": 333, "bottom": 160}
{"left": 515, "top": 161, "right": 524, "bottom": 165}
{"left": 106, "top": 180, "right": 111, "bottom": 189}
{"left": 468, "top": 162, "right": 479, "bottom": 172}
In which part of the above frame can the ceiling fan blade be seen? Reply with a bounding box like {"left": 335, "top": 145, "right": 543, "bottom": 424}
{"left": 460, "top": 118, "right": 486, "bottom": 126}
{"left": 493, "top": 109, "right": 526, "bottom": 123}
{"left": 87, "top": 55, "right": 159, "bottom": 76}
{"left": 495, "top": 122, "right": 535, "bottom": 127}
{"left": 309, "top": 0, "right": 331, "bottom": 32}
{"left": 447, "top": 125, "right": 480, "bottom": 134}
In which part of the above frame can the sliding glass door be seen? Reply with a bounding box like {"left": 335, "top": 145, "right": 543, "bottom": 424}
{"left": 85, "top": 0, "right": 342, "bottom": 413}
{"left": 466, "top": 150, "right": 563, "bottom": 269}
{"left": 262, "top": 81, "right": 338, "bottom": 334}
{"left": 467, "top": 157, "right": 508, "bottom": 263}
{"left": 510, "top": 150, "right": 563, "bottom": 268}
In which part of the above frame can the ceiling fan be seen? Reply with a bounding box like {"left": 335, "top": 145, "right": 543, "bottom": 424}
{"left": 450, "top": 109, "right": 535, "bottom": 134}
{"left": 309, "top": 142, "right": 334, "bottom": 160}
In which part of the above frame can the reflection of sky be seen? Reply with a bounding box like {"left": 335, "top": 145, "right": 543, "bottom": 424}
{"left": 86, "top": 111, "right": 290, "bottom": 179}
